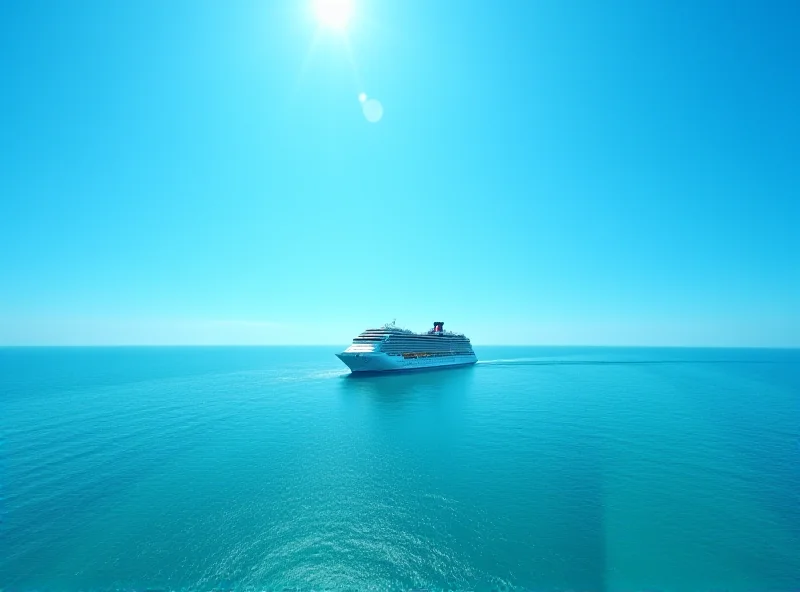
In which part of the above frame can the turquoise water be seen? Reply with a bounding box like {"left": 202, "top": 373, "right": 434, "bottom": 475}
{"left": 2, "top": 346, "right": 799, "bottom": 592}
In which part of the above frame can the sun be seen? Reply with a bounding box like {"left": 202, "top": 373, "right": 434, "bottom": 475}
{"left": 312, "top": 0, "right": 354, "bottom": 30}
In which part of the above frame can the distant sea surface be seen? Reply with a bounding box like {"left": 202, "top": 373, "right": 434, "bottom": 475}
{"left": 2, "top": 346, "right": 799, "bottom": 592}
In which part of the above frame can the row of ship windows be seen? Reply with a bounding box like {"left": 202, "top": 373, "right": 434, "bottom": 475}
{"left": 393, "top": 338, "right": 468, "bottom": 342}
{"left": 359, "top": 334, "right": 467, "bottom": 338}
{"left": 358, "top": 337, "right": 471, "bottom": 343}
{"left": 354, "top": 341, "right": 471, "bottom": 347}
{"left": 397, "top": 351, "right": 474, "bottom": 358}
{"left": 344, "top": 345, "right": 376, "bottom": 352}
{"left": 382, "top": 347, "right": 473, "bottom": 353}
{"left": 346, "top": 347, "right": 472, "bottom": 355}
{"left": 384, "top": 339, "right": 469, "bottom": 347}
{"left": 385, "top": 345, "right": 473, "bottom": 351}
{"left": 385, "top": 351, "right": 474, "bottom": 354}
{"left": 358, "top": 332, "right": 467, "bottom": 339}
{"left": 346, "top": 349, "right": 472, "bottom": 356}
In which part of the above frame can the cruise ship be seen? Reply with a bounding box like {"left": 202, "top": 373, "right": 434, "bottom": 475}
{"left": 336, "top": 321, "right": 478, "bottom": 373}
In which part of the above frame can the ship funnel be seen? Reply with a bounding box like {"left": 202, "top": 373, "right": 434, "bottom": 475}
{"left": 433, "top": 321, "right": 444, "bottom": 333}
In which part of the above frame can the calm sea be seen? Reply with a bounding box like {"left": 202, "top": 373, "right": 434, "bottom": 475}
{"left": 2, "top": 346, "right": 799, "bottom": 592}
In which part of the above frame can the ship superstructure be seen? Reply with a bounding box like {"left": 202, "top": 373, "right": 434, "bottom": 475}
{"left": 336, "top": 321, "right": 477, "bottom": 373}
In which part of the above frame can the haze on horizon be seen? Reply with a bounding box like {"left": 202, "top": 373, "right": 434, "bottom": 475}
{"left": 1, "top": 0, "right": 798, "bottom": 348}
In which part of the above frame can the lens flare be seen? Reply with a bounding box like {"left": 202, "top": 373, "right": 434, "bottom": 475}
{"left": 362, "top": 98, "right": 383, "bottom": 123}
{"left": 312, "top": 0, "right": 354, "bottom": 30}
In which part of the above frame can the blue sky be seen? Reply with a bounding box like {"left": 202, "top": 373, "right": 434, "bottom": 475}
{"left": 1, "top": 0, "right": 798, "bottom": 346}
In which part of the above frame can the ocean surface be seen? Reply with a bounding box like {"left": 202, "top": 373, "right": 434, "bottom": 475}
{"left": 2, "top": 346, "right": 799, "bottom": 592}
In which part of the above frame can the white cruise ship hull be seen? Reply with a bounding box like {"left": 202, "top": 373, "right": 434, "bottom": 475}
{"left": 336, "top": 352, "right": 477, "bottom": 373}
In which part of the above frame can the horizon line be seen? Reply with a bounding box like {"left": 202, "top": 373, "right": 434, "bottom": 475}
{"left": 1, "top": 343, "right": 798, "bottom": 349}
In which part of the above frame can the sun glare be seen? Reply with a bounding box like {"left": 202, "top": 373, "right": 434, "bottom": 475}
{"left": 313, "top": 0, "right": 354, "bottom": 30}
